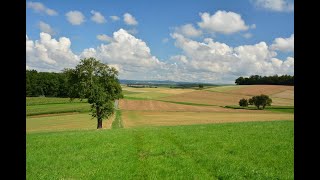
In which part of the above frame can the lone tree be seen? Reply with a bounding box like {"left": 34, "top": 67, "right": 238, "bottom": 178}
{"left": 64, "top": 57, "right": 123, "bottom": 129}
{"left": 239, "top": 98, "right": 248, "bottom": 107}
{"left": 248, "top": 94, "right": 272, "bottom": 109}
{"left": 198, "top": 84, "right": 204, "bottom": 89}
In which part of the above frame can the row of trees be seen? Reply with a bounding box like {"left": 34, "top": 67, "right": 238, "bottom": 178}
{"left": 239, "top": 94, "right": 272, "bottom": 109}
{"left": 26, "top": 70, "right": 69, "bottom": 97}
{"left": 235, "top": 75, "right": 294, "bottom": 85}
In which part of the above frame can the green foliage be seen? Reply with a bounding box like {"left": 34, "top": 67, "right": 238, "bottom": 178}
{"left": 27, "top": 121, "right": 293, "bottom": 179}
{"left": 26, "top": 70, "right": 69, "bottom": 97}
{"left": 235, "top": 74, "right": 294, "bottom": 85}
{"left": 239, "top": 98, "right": 248, "bottom": 107}
{"left": 248, "top": 98, "right": 254, "bottom": 105}
{"left": 64, "top": 58, "right": 123, "bottom": 128}
{"left": 248, "top": 94, "right": 272, "bottom": 109}
{"left": 198, "top": 84, "right": 204, "bottom": 89}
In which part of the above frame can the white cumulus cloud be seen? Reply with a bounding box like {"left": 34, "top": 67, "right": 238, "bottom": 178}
{"left": 252, "top": 0, "right": 294, "bottom": 12}
{"left": 170, "top": 32, "right": 293, "bottom": 83}
{"left": 110, "top": 16, "right": 120, "bottom": 21}
{"left": 270, "top": 34, "right": 294, "bottom": 52}
{"left": 26, "top": 29, "right": 294, "bottom": 83}
{"left": 198, "top": 11, "right": 249, "bottom": 34}
{"left": 65, "top": 11, "right": 85, "bottom": 25}
{"left": 27, "top": 1, "right": 58, "bottom": 16}
{"left": 90, "top": 10, "right": 106, "bottom": 24}
{"left": 80, "top": 29, "right": 164, "bottom": 80}
{"left": 174, "top": 24, "right": 203, "bottom": 38}
{"left": 123, "top": 13, "right": 138, "bottom": 25}
{"left": 38, "top": 21, "right": 55, "bottom": 35}
{"left": 26, "top": 33, "right": 79, "bottom": 72}
{"left": 96, "top": 34, "right": 113, "bottom": 43}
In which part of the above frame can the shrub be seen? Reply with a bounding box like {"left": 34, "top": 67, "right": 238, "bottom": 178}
{"left": 239, "top": 98, "right": 248, "bottom": 107}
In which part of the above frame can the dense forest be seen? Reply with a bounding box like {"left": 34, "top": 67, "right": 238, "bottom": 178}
{"left": 26, "top": 70, "right": 69, "bottom": 97}
{"left": 235, "top": 75, "right": 294, "bottom": 85}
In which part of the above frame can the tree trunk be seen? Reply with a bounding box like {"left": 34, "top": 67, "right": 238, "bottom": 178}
{"left": 96, "top": 106, "right": 102, "bottom": 129}
{"left": 97, "top": 118, "right": 103, "bottom": 129}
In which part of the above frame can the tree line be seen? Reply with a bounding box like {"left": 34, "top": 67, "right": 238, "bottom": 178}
{"left": 235, "top": 75, "right": 294, "bottom": 85}
{"left": 26, "top": 70, "right": 69, "bottom": 97}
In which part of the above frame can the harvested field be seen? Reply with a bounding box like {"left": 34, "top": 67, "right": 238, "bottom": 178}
{"left": 119, "top": 99, "right": 267, "bottom": 113}
{"left": 205, "top": 85, "right": 245, "bottom": 92}
{"left": 271, "top": 97, "right": 294, "bottom": 106}
{"left": 160, "top": 91, "right": 251, "bottom": 106}
{"left": 27, "top": 113, "right": 113, "bottom": 133}
{"left": 123, "top": 86, "right": 195, "bottom": 94}
{"left": 122, "top": 111, "right": 294, "bottom": 128}
{"left": 227, "top": 85, "right": 293, "bottom": 96}
{"left": 271, "top": 90, "right": 294, "bottom": 99}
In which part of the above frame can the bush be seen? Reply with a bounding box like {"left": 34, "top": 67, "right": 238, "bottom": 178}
{"left": 248, "top": 94, "right": 272, "bottom": 109}
{"left": 239, "top": 98, "right": 248, "bottom": 107}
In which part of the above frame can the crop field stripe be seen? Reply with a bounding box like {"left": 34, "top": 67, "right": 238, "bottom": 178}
{"left": 112, "top": 110, "right": 123, "bottom": 129}
{"left": 26, "top": 97, "right": 88, "bottom": 106}
{"left": 26, "top": 103, "right": 91, "bottom": 116}
{"left": 158, "top": 100, "right": 219, "bottom": 106}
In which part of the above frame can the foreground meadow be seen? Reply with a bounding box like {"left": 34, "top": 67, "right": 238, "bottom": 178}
{"left": 27, "top": 121, "right": 293, "bottom": 179}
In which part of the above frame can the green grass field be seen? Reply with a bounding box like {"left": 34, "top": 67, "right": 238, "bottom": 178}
{"left": 26, "top": 103, "right": 91, "bottom": 116}
{"left": 26, "top": 97, "right": 90, "bottom": 116}
{"left": 26, "top": 97, "right": 87, "bottom": 105}
{"left": 27, "top": 85, "right": 294, "bottom": 179}
{"left": 27, "top": 121, "right": 293, "bottom": 179}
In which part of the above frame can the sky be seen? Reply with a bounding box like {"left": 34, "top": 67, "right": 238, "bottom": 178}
{"left": 26, "top": 0, "right": 294, "bottom": 83}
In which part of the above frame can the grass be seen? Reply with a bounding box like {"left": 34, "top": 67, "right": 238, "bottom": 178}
{"left": 125, "top": 91, "right": 170, "bottom": 99}
{"left": 27, "top": 121, "right": 293, "bottom": 179}
{"left": 26, "top": 103, "right": 91, "bottom": 116}
{"left": 27, "top": 113, "right": 113, "bottom": 133}
{"left": 27, "top": 113, "right": 95, "bottom": 133}
{"left": 123, "top": 96, "right": 149, "bottom": 100}
{"left": 26, "top": 97, "right": 87, "bottom": 106}
{"left": 111, "top": 110, "right": 123, "bottom": 129}
{"left": 225, "top": 105, "right": 294, "bottom": 113}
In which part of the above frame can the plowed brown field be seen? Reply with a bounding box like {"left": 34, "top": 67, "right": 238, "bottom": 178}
{"left": 119, "top": 99, "right": 267, "bottom": 112}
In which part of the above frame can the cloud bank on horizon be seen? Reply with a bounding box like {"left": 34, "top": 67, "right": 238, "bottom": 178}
{"left": 26, "top": 0, "right": 294, "bottom": 83}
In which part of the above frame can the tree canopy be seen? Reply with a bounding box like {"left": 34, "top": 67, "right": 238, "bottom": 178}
{"left": 248, "top": 94, "right": 272, "bottom": 110}
{"left": 26, "top": 70, "right": 68, "bottom": 97}
{"left": 64, "top": 57, "right": 123, "bottom": 129}
{"left": 235, "top": 75, "right": 294, "bottom": 85}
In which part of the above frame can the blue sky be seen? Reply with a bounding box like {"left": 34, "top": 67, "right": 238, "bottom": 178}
{"left": 26, "top": 0, "right": 294, "bottom": 83}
